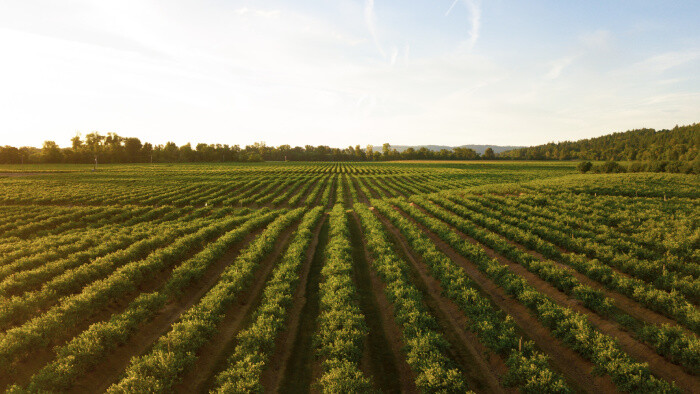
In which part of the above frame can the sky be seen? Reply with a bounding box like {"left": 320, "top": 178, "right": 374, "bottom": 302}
{"left": 1, "top": 1, "right": 699, "bottom": 148}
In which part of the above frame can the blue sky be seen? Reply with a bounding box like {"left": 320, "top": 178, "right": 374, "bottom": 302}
{"left": 1, "top": 0, "right": 698, "bottom": 148}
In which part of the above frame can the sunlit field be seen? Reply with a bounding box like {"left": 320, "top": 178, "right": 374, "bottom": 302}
{"left": 0, "top": 162, "right": 698, "bottom": 393}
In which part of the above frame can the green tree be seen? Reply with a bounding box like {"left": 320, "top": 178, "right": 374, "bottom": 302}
{"left": 577, "top": 161, "right": 593, "bottom": 173}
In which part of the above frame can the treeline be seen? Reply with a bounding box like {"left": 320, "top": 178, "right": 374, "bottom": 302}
{"left": 1, "top": 123, "right": 697, "bottom": 165}
{"left": 500, "top": 123, "right": 698, "bottom": 161}
{"left": 0, "top": 134, "right": 497, "bottom": 164}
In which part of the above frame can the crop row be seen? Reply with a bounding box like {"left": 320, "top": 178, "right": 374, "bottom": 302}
{"left": 365, "top": 202, "right": 569, "bottom": 392}
{"left": 313, "top": 204, "right": 372, "bottom": 391}
{"left": 395, "top": 197, "right": 678, "bottom": 392}
{"left": 9, "top": 208, "right": 283, "bottom": 392}
{"left": 211, "top": 206, "right": 324, "bottom": 392}
{"left": 437, "top": 194, "right": 700, "bottom": 333}
{"left": 0, "top": 210, "right": 262, "bottom": 369}
{"left": 405, "top": 196, "right": 699, "bottom": 373}
{"left": 105, "top": 207, "right": 305, "bottom": 392}
{"left": 464, "top": 194, "right": 700, "bottom": 297}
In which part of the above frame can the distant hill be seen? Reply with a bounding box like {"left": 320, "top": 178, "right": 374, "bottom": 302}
{"left": 499, "top": 123, "right": 699, "bottom": 161}
{"left": 370, "top": 144, "right": 525, "bottom": 155}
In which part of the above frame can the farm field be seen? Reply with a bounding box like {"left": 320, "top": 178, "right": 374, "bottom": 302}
{"left": 0, "top": 161, "right": 698, "bottom": 393}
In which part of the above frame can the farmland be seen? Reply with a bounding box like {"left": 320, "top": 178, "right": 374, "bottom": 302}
{"left": 0, "top": 161, "right": 697, "bottom": 393}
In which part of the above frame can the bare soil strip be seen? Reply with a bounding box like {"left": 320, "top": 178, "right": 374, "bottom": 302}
{"left": 490, "top": 219, "right": 695, "bottom": 335}
{"left": 348, "top": 212, "right": 416, "bottom": 394}
{"left": 277, "top": 219, "right": 329, "bottom": 393}
{"left": 260, "top": 215, "right": 326, "bottom": 392}
{"left": 172, "top": 224, "right": 300, "bottom": 393}
{"left": 367, "top": 176, "right": 404, "bottom": 198}
{"left": 350, "top": 177, "right": 370, "bottom": 204}
{"left": 413, "top": 204, "right": 699, "bottom": 390}
{"left": 382, "top": 207, "right": 619, "bottom": 393}
{"left": 0, "top": 172, "right": 48, "bottom": 177}
{"left": 3, "top": 228, "right": 237, "bottom": 391}
{"left": 371, "top": 211, "right": 511, "bottom": 394}
{"left": 292, "top": 177, "right": 322, "bottom": 208}
{"left": 68, "top": 230, "right": 265, "bottom": 393}
{"left": 357, "top": 177, "right": 380, "bottom": 199}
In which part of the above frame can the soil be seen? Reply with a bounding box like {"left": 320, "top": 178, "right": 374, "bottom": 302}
{"left": 351, "top": 177, "right": 371, "bottom": 204}
{"left": 277, "top": 219, "right": 329, "bottom": 393}
{"left": 1, "top": 224, "right": 237, "bottom": 391}
{"left": 348, "top": 212, "right": 417, "bottom": 393}
{"left": 293, "top": 177, "right": 322, "bottom": 207}
{"left": 373, "top": 210, "right": 517, "bottom": 394}
{"left": 415, "top": 202, "right": 699, "bottom": 390}
{"left": 379, "top": 206, "right": 619, "bottom": 393}
{"left": 356, "top": 177, "right": 380, "bottom": 199}
{"left": 68, "top": 229, "right": 266, "bottom": 393}
{"left": 172, "top": 223, "right": 300, "bottom": 393}
{"left": 0, "top": 172, "right": 48, "bottom": 177}
{"left": 260, "top": 215, "right": 326, "bottom": 392}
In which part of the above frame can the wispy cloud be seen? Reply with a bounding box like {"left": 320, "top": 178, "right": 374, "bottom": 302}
{"left": 465, "top": 0, "right": 481, "bottom": 49}
{"left": 364, "top": 0, "right": 385, "bottom": 57}
{"left": 445, "top": 0, "right": 482, "bottom": 50}
{"left": 445, "top": 0, "right": 460, "bottom": 16}
{"left": 390, "top": 46, "right": 399, "bottom": 65}
{"left": 634, "top": 50, "right": 700, "bottom": 73}
{"left": 545, "top": 55, "right": 579, "bottom": 79}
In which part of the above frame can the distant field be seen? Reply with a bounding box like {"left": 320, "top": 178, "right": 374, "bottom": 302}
{"left": 0, "top": 162, "right": 697, "bottom": 393}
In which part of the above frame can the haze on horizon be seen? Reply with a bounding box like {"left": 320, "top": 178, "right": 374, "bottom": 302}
{"left": 1, "top": 0, "right": 699, "bottom": 149}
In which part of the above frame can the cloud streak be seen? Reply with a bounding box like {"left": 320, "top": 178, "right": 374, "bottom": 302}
{"left": 465, "top": 0, "right": 481, "bottom": 49}
{"left": 364, "top": 0, "right": 385, "bottom": 57}
{"left": 445, "top": 0, "right": 481, "bottom": 49}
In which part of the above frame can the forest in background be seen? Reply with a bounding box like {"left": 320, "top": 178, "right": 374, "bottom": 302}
{"left": 0, "top": 124, "right": 697, "bottom": 171}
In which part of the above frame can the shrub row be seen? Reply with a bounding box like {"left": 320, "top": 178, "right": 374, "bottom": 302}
{"left": 369, "top": 201, "right": 568, "bottom": 393}
{"left": 441, "top": 194, "right": 700, "bottom": 334}
{"left": 10, "top": 209, "right": 281, "bottom": 392}
{"left": 408, "top": 196, "right": 700, "bottom": 374}
{"left": 105, "top": 207, "right": 305, "bottom": 393}
{"left": 0, "top": 211, "right": 258, "bottom": 370}
{"left": 407, "top": 197, "right": 678, "bottom": 392}
{"left": 211, "top": 206, "right": 324, "bottom": 392}
{"left": 313, "top": 204, "right": 372, "bottom": 392}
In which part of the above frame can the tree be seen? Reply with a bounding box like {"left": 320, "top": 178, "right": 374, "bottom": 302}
{"left": 41, "top": 141, "right": 63, "bottom": 163}
{"left": 124, "top": 137, "right": 142, "bottom": 162}
{"left": 163, "top": 142, "right": 179, "bottom": 162}
{"left": 382, "top": 143, "right": 390, "bottom": 159}
{"left": 577, "top": 161, "right": 593, "bottom": 173}
{"left": 484, "top": 147, "right": 495, "bottom": 160}
{"left": 71, "top": 134, "right": 83, "bottom": 150}
{"left": 366, "top": 145, "right": 374, "bottom": 160}
{"left": 142, "top": 142, "right": 153, "bottom": 163}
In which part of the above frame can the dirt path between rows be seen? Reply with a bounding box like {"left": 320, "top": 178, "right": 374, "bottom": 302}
{"left": 412, "top": 203, "right": 699, "bottom": 390}
{"left": 173, "top": 223, "right": 300, "bottom": 393}
{"left": 349, "top": 212, "right": 417, "bottom": 393}
{"left": 453, "top": 196, "right": 692, "bottom": 309}
{"left": 68, "top": 229, "right": 265, "bottom": 393}
{"left": 448, "top": 197, "right": 698, "bottom": 335}
{"left": 381, "top": 206, "right": 618, "bottom": 393}
{"left": 371, "top": 210, "right": 511, "bottom": 394}
{"left": 277, "top": 219, "right": 329, "bottom": 393}
{"left": 368, "top": 176, "right": 405, "bottom": 199}
{"left": 2, "top": 225, "right": 231, "bottom": 391}
{"left": 356, "top": 177, "right": 380, "bottom": 199}
{"left": 0, "top": 172, "right": 48, "bottom": 177}
{"left": 351, "top": 177, "right": 370, "bottom": 204}
{"left": 260, "top": 215, "right": 326, "bottom": 392}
